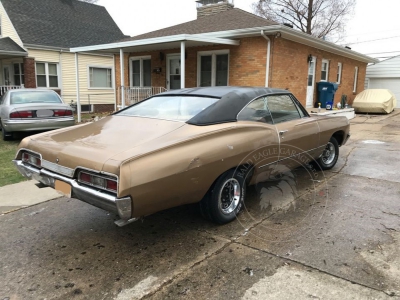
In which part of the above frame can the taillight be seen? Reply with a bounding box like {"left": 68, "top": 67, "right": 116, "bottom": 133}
{"left": 53, "top": 110, "right": 73, "bottom": 117}
{"left": 22, "top": 152, "right": 42, "bottom": 167}
{"left": 10, "top": 111, "right": 33, "bottom": 118}
{"left": 78, "top": 171, "right": 118, "bottom": 193}
{"left": 106, "top": 179, "right": 118, "bottom": 192}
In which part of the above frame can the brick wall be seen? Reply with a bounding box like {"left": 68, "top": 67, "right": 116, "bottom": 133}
{"left": 114, "top": 36, "right": 367, "bottom": 107}
{"left": 271, "top": 37, "right": 367, "bottom": 106}
{"left": 115, "top": 36, "right": 267, "bottom": 89}
{"left": 23, "top": 57, "right": 36, "bottom": 88}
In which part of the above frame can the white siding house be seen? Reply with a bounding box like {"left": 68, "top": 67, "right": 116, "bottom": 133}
{"left": 366, "top": 55, "right": 400, "bottom": 108}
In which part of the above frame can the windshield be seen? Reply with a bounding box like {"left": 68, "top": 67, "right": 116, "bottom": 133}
{"left": 117, "top": 96, "right": 219, "bottom": 122}
{"left": 10, "top": 91, "right": 62, "bottom": 105}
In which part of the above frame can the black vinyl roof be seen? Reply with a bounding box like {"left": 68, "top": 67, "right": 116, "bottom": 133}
{"left": 154, "top": 86, "right": 291, "bottom": 125}
{"left": 1, "top": 0, "right": 125, "bottom": 48}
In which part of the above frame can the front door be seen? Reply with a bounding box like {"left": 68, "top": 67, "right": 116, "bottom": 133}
{"left": 167, "top": 55, "right": 181, "bottom": 90}
{"left": 306, "top": 56, "right": 316, "bottom": 108}
{"left": 3, "top": 65, "right": 11, "bottom": 85}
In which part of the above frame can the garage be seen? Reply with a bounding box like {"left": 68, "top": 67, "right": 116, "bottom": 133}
{"left": 366, "top": 55, "right": 400, "bottom": 108}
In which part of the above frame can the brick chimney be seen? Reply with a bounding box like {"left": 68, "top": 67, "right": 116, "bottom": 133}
{"left": 196, "top": 0, "right": 234, "bottom": 18}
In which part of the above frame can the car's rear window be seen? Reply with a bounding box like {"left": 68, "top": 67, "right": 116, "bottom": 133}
{"left": 10, "top": 91, "right": 62, "bottom": 105}
{"left": 116, "top": 96, "right": 219, "bottom": 121}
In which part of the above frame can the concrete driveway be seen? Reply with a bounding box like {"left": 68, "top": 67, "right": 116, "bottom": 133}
{"left": 1, "top": 111, "right": 400, "bottom": 300}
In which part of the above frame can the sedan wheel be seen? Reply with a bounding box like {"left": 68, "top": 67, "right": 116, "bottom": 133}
{"left": 316, "top": 137, "right": 339, "bottom": 170}
{"left": 200, "top": 169, "right": 245, "bottom": 224}
{"left": 1, "top": 122, "right": 12, "bottom": 141}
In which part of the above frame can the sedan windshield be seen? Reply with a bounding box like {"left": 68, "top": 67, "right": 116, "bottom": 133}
{"left": 117, "top": 96, "right": 219, "bottom": 122}
{"left": 10, "top": 91, "right": 62, "bottom": 105}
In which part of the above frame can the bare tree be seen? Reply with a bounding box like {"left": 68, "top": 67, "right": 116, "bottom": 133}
{"left": 253, "top": 0, "right": 356, "bottom": 41}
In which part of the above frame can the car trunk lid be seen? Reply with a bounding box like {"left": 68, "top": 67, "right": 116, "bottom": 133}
{"left": 25, "top": 116, "right": 185, "bottom": 174}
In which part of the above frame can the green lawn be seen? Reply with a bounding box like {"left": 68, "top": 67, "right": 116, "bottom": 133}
{"left": 0, "top": 137, "right": 26, "bottom": 187}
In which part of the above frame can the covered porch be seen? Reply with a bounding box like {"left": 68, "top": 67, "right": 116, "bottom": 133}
{"left": 71, "top": 34, "right": 240, "bottom": 113}
{"left": 0, "top": 37, "right": 29, "bottom": 96}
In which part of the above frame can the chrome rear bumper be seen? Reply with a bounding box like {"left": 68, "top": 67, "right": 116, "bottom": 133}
{"left": 13, "top": 160, "right": 133, "bottom": 222}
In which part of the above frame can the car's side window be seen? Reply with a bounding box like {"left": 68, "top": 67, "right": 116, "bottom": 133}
{"left": 237, "top": 97, "right": 273, "bottom": 124}
{"left": 266, "top": 94, "right": 301, "bottom": 124}
{"left": 291, "top": 95, "right": 309, "bottom": 118}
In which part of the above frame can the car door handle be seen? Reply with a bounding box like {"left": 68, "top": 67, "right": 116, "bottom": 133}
{"left": 279, "top": 130, "right": 288, "bottom": 139}
{"left": 279, "top": 130, "right": 288, "bottom": 137}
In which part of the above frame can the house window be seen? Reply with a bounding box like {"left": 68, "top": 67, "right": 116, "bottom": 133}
{"left": 198, "top": 50, "right": 229, "bottom": 87}
{"left": 36, "top": 62, "right": 59, "bottom": 88}
{"left": 337, "top": 63, "right": 342, "bottom": 84}
{"left": 89, "top": 67, "right": 112, "bottom": 88}
{"left": 321, "top": 59, "right": 329, "bottom": 81}
{"left": 13, "top": 63, "right": 24, "bottom": 86}
{"left": 130, "top": 57, "right": 151, "bottom": 87}
{"left": 353, "top": 66, "right": 359, "bottom": 93}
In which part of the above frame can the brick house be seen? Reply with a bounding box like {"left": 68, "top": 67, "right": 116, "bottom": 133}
{"left": 0, "top": 0, "right": 125, "bottom": 112}
{"left": 71, "top": 0, "right": 377, "bottom": 108}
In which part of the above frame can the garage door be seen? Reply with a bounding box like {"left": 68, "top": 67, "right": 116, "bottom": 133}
{"left": 368, "top": 78, "right": 400, "bottom": 108}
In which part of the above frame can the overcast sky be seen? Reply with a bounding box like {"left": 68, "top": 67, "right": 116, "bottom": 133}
{"left": 97, "top": 0, "right": 400, "bottom": 60}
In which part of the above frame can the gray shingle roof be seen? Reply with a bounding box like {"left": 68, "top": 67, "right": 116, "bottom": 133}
{"left": 0, "top": 37, "right": 27, "bottom": 53}
{"left": 126, "top": 8, "right": 277, "bottom": 41}
{"left": 1, "top": 0, "right": 126, "bottom": 48}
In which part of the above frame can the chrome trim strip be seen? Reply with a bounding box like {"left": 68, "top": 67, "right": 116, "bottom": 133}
{"left": 12, "top": 160, "right": 132, "bottom": 220}
{"left": 42, "top": 160, "right": 74, "bottom": 177}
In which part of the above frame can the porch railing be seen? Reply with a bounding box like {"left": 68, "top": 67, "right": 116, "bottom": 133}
{"left": 0, "top": 85, "right": 24, "bottom": 97}
{"left": 117, "top": 86, "right": 167, "bottom": 108}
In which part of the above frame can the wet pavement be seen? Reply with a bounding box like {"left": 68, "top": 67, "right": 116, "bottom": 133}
{"left": 1, "top": 111, "right": 400, "bottom": 300}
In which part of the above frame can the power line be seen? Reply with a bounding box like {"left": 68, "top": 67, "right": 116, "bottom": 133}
{"left": 364, "top": 50, "right": 400, "bottom": 55}
{"left": 344, "top": 28, "right": 400, "bottom": 38}
{"left": 345, "top": 35, "right": 400, "bottom": 45}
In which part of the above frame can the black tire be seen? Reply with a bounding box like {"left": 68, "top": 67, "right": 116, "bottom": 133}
{"left": 1, "top": 122, "right": 12, "bottom": 141}
{"left": 199, "top": 169, "right": 246, "bottom": 224}
{"left": 316, "top": 137, "right": 339, "bottom": 170}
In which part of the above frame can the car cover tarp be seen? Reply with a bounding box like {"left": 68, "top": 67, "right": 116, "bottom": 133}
{"left": 353, "top": 89, "right": 397, "bottom": 114}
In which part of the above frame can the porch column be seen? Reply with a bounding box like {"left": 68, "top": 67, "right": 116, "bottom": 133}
{"left": 181, "top": 41, "right": 185, "bottom": 89}
{"left": 74, "top": 53, "right": 81, "bottom": 123}
{"left": 120, "top": 49, "right": 125, "bottom": 109}
{"left": 23, "top": 57, "right": 37, "bottom": 88}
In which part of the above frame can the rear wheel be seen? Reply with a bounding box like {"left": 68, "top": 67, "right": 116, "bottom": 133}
{"left": 200, "top": 169, "right": 246, "bottom": 224}
{"left": 316, "top": 137, "right": 339, "bottom": 170}
{"left": 1, "top": 122, "right": 12, "bottom": 141}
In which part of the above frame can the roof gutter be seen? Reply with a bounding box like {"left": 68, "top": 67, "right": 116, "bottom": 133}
{"left": 24, "top": 43, "right": 71, "bottom": 52}
{"left": 260, "top": 30, "right": 271, "bottom": 87}
{"left": 0, "top": 50, "right": 28, "bottom": 56}
{"left": 70, "top": 34, "right": 240, "bottom": 53}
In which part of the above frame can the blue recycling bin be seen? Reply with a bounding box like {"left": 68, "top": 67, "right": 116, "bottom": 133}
{"left": 317, "top": 82, "right": 339, "bottom": 109}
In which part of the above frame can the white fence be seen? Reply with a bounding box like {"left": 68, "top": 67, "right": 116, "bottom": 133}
{"left": 117, "top": 86, "right": 167, "bottom": 108}
{"left": 0, "top": 85, "right": 23, "bottom": 96}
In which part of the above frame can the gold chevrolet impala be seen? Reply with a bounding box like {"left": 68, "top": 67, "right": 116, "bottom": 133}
{"left": 13, "top": 87, "right": 350, "bottom": 226}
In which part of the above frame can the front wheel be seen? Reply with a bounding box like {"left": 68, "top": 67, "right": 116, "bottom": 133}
{"left": 200, "top": 169, "right": 246, "bottom": 224}
{"left": 316, "top": 137, "right": 339, "bottom": 170}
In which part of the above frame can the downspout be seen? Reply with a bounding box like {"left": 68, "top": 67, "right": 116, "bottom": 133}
{"left": 261, "top": 30, "right": 271, "bottom": 87}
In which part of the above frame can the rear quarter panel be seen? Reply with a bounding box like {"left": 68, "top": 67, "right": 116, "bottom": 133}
{"left": 117, "top": 123, "right": 278, "bottom": 218}
{"left": 317, "top": 116, "right": 350, "bottom": 147}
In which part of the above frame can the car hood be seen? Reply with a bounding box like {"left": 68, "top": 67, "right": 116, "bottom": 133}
{"left": 23, "top": 116, "right": 185, "bottom": 174}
